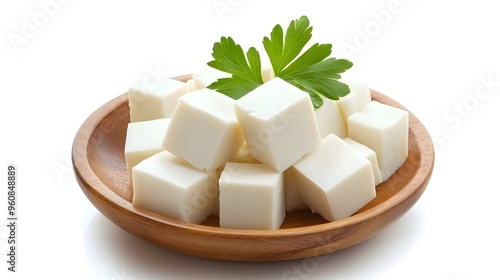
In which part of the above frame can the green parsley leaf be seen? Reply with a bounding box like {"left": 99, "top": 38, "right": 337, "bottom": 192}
{"left": 207, "top": 36, "right": 263, "bottom": 99}
{"left": 264, "top": 16, "right": 353, "bottom": 109}
{"left": 263, "top": 16, "right": 312, "bottom": 77}
{"left": 207, "top": 15, "right": 353, "bottom": 109}
{"left": 282, "top": 57, "right": 353, "bottom": 109}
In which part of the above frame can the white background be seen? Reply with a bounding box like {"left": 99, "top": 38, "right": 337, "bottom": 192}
{"left": 1, "top": 0, "right": 499, "bottom": 279}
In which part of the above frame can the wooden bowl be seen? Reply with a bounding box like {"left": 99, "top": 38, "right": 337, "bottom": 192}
{"left": 72, "top": 75, "right": 434, "bottom": 261}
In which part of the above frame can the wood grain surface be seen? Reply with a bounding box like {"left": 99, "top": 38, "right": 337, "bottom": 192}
{"left": 72, "top": 75, "right": 434, "bottom": 261}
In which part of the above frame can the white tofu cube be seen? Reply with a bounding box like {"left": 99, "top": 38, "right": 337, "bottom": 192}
{"left": 162, "top": 88, "right": 244, "bottom": 171}
{"left": 257, "top": 48, "right": 275, "bottom": 83}
{"left": 344, "top": 137, "right": 383, "bottom": 185}
{"left": 219, "top": 163, "right": 285, "bottom": 230}
{"left": 192, "top": 63, "right": 275, "bottom": 89}
{"left": 336, "top": 80, "right": 371, "bottom": 128}
{"left": 234, "top": 78, "right": 321, "bottom": 172}
{"left": 128, "top": 77, "right": 188, "bottom": 122}
{"left": 185, "top": 79, "right": 197, "bottom": 92}
{"left": 192, "top": 67, "right": 231, "bottom": 90}
{"left": 229, "top": 141, "right": 260, "bottom": 163}
{"left": 261, "top": 60, "right": 275, "bottom": 83}
{"left": 291, "top": 134, "right": 376, "bottom": 221}
{"left": 348, "top": 101, "right": 409, "bottom": 182}
{"left": 315, "top": 97, "right": 346, "bottom": 139}
{"left": 132, "top": 151, "right": 219, "bottom": 224}
{"left": 284, "top": 168, "right": 308, "bottom": 213}
{"left": 124, "top": 118, "right": 171, "bottom": 180}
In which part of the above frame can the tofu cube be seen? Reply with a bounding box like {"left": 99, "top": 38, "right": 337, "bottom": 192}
{"left": 344, "top": 137, "right": 383, "bottom": 185}
{"left": 192, "top": 62, "right": 274, "bottom": 90}
{"left": 128, "top": 77, "right": 188, "bottom": 122}
{"left": 261, "top": 60, "right": 275, "bottom": 83}
{"left": 348, "top": 101, "right": 409, "bottom": 182}
{"left": 284, "top": 167, "right": 308, "bottom": 213}
{"left": 124, "top": 118, "right": 171, "bottom": 180}
{"left": 192, "top": 67, "right": 230, "bottom": 90}
{"left": 132, "top": 151, "right": 219, "bottom": 224}
{"left": 234, "top": 78, "right": 321, "bottom": 172}
{"left": 336, "top": 80, "right": 371, "bottom": 128}
{"left": 315, "top": 97, "right": 347, "bottom": 139}
{"left": 261, "top": 66, "right": 274, "bottom": 83}
{"left": 162, "top": 88, "right": 244, "bottom": 171}
{"left": 291, "top": 134, "right": 376, "bottom": 221}
{"left": 219, "top": 162, "right": 285, "bottom": 230}
{"left": 229, "top": 141, "right": 260, "bottom": 164}
{"left": 185, "top": 79, "right": 197, "bottom": 92}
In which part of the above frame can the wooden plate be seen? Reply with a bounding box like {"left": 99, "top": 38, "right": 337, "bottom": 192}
{"left": 72, "top": 75, "right": 434, "bottom": 261}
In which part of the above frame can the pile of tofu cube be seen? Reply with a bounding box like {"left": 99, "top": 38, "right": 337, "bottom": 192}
{"left": 125, "top": 66, "right": 409, "bottom": 230}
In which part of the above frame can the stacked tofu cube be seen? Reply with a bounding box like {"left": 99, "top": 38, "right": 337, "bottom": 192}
{"left": 124, "top": 70, "right": 409, "bottom": 230}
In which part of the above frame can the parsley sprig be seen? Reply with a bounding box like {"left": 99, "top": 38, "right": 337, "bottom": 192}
{"left": 207, "top": 16, "right": 353, "bottom": 109}
{"left": 207, "top": 37, "right": 263, "bottom": 99}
